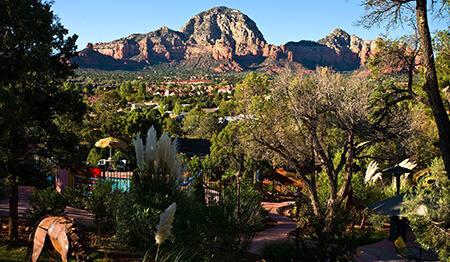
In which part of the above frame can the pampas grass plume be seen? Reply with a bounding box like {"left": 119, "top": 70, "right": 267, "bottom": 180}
{"left": 155, "top": 202, "right": 177, "bottom": 245}
{"left": 132, "top": 133, "right": 144, "bottom": 170}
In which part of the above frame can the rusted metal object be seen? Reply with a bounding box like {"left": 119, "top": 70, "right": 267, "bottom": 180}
{"left": 28, "top": 216, "right": 90, "bottom": 262}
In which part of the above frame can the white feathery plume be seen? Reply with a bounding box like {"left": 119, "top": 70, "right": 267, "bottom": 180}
{"left": 398, "top": 158, "right": 417, "bottom": 186}
{"left": 399, "top": 158, "right": 417, "bottom": 178}
{"left": 370, "top": 173, "right": 383, "bottom": 183}
{"left": 169, "top": 137, "right": 183, "bottom": 182}
{"left": 365, "top": 161, "right": 379, "bottom": 183}
{"left": 156, "top": 132, "right": 171, "bottom": 173}
{"left": 154, "top": 202, "right": 177, "bottom": 262}
{"left": 132, "top": 133, "right": 144, "bottom": 171}
{"left": 155, "top": 202, "right": 177, "bottom": 245}
{"left": 145, "top": 126, "right": 158, "bottom": 169}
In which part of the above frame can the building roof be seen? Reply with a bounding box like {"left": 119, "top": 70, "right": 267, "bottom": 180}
{"left": 177, "top": 138, "right": 211, "bottom": 158}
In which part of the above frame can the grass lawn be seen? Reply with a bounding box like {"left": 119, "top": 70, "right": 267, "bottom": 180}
{"left": 0, "top": 241, "right": 31, "bottom": 262}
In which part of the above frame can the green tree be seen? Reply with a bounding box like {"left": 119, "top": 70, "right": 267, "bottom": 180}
{"left": 237, "top": 69, "right": 411, "bottom": 231}
{"left": 120, "top": 81, "right": 133, "bottom": 96}
{"left": 403, "top": 157, "right": 450, "bottom": 261}
{"left": 172, "top": 101, "right": 183, "bottom": 116}
{"left": 92, "top": 90, "right": 127, "bottom": 138}
{"left": 163, "top": 117, "right": 182, "bottom": 137}
{"left": 83, "top": 81, "right": 94, "bottom": 95}
{"left": 137, "top": 82, "right": 147, "bottom": 100}
{"left": 434, "top": 29, "right": 450, "bottom": 88}
{"left": 125, "top": 107, "right": 162, "bottom": 139}
{"left": 217, "top": 100, "right": 237, "bottom": 117}
{"left": 359, "top": 0, "right": 450, "bottom": 177}
{"left": 181, "top": 106, "right": 203, "bottom": 138}
{"left": 158, "top": 100, "right": 168, "bottom": 116}
{"left": 197, "top": 113, "right": 221, "bottom": 139}
{"left": 210, "top": 123, "right": 242, "bottom": 171}
{"left": 0, "top": 0, "right": 84, "bottom": 239}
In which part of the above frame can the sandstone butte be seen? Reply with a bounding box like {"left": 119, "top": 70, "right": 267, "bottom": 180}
{"left": 71, "top": 6, "right": 379, "bottom": 73}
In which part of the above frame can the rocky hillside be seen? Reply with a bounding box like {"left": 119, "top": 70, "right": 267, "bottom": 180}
{"left": 284, "top": 29, "right": 377, "bottom": 71}
{"left": 71, "top": 6, "right": 376, "bottom": 72}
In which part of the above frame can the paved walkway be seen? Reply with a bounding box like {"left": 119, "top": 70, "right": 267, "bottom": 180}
{"left": 249, "top": 201, "right": 441, "bottom": 261}
{"left": 355, "top": 230, "right": 419, "bottom": 262}
{"left": 0, "top": 186, "right": 94, "bottom": 227}
{"left": 249, "top": 201, "right": 296, "bottom": 254}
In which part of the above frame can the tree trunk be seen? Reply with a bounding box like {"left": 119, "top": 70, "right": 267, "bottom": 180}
{"left": 8, "top": 181, "right": 18, "bottom": 240}
{"left": 299, "top": 174, "right": 321, "bottom": 217}
{"left": 416, "top": 0, "right": 450, "bottom": 177}
{"left": 324, "top": 205, "right": 337, "bottom": 233}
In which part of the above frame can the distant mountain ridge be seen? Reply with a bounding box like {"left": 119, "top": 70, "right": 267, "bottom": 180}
{"left": 71, "top": 6, "right": 377, "bottom": 73}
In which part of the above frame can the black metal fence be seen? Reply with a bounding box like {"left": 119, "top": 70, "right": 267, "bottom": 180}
{"left": 73, "top": 168, "right": 132, "bottom": 192}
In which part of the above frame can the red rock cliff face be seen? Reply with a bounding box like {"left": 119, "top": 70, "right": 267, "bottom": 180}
{"left": 283, "top": 29, "right": 376, "bottom": 71}
{"left": 87, "top": 7, "right": 286, "bottom": 71}
{"left": 180, "top": 7, "right": 266, "bottom": 59}
{"left": 79, "top": 8, "right": 376, "bottom": 72}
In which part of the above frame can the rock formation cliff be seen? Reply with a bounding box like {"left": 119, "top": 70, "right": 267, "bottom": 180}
{"left": 72, "top": 7, "right": 376, "bottom": 72}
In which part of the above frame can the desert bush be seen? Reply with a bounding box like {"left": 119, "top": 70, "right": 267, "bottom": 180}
{"left": 156, "top": 178, "right": 265, "bottom": 262}
{"left": 115, "top": 169, "right": 265, "bottom": 261}
{"left": 115, "top": 127, "right": 265, "bottom": 261}
{"left": 260, "top": 239, "right": 295, "bottom": 262}
{"left": 63, "top": 186, "right": 88, "bottom": 209}
{"left": 115, "top": 172, "right": 181, "bottom": 254}
{"left": 403, "top": 157, "right": 450, "bottom": 261}
{"left": 25, "top": 187, "right": 67, "bottom": 225}
{"left": 295, "top": 197, "right": 359, "bottom": 262}
{"left": 87, "top": 180, "right": 122, "bottom": 234}
{"left": 368, "top": 213, "right": 389, "bottom": 229}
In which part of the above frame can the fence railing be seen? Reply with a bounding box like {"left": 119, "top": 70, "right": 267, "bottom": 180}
{"left": 71, "top": 168, "right": 132, "bottom": 192}
{"left": 69, "top": 168, "right": 238, "bottom": 203}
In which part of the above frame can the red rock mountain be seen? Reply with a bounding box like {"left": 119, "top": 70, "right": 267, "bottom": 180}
{"left": 71, "top": 7, "right": 376, "bottom": 72}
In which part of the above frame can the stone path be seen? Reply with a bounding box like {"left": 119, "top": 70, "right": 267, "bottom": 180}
{"left": 249, "top": 201, "right": 296, "bottom": 255}
{"left": 249, "top": 201, "right": 441, "bottom": 261}
{"left": 0, "top": 186, "right": 94, "bottom": 227}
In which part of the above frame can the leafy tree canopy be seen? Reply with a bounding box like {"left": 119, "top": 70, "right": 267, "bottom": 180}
{"left": 0, "top": 0, "right": 85, "bottom": 238}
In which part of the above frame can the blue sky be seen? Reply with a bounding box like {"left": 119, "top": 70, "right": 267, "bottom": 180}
{"left": 52, "top": 0, "right": 448, "bottom": 51}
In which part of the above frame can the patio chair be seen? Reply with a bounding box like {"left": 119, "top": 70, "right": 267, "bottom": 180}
{"left": 117, "top": 160, "right": 127, "bottom": 171}
{"left": 97, "top": 159, "right": 106, "bottom": 166}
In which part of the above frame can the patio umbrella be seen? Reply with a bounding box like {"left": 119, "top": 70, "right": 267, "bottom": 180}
{"left": 383, "top": 165, "right": 414, "bottom": 196}
{"left": 95, "top": 137, "right": 127, "bottom": 159}
{"left": 368, "top": 193, "right": 427, "bottom": 217}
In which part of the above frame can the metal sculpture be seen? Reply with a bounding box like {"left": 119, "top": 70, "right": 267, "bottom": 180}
{"left": 27, "top": 216, "right": 90, "bottom": 262}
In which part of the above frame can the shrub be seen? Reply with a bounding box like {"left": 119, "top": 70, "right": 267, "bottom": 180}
{"left": 86, "top": 147, "right": 104, "bottom": 167}
{"left": 115, "top": 127, "right": 265, "bottom": 261}
{"left": 115, "top": 173, "right": 181, "bottom": 254}
{"left": 368, "top": 213, "right": 389, "bottom": 229}
{"left": 115, "top": 173, "right": 265, "bottom": 262}
{"left": 25, "top": 187, "right": 67, "bottom": 225}
{"left": 294, "top": 197, "right": 359, "bottom": 262}
{"left": 261, "top": 239, "right": 295, "bottom": 262}
{"left": 403, "top": 157, "right": 450, "bottom": 261}
{"left": 87, "top": 180, "right": 122, "bottom": 234}
{"left": 63, "top": 186, "right": 88, "bottom": 209}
